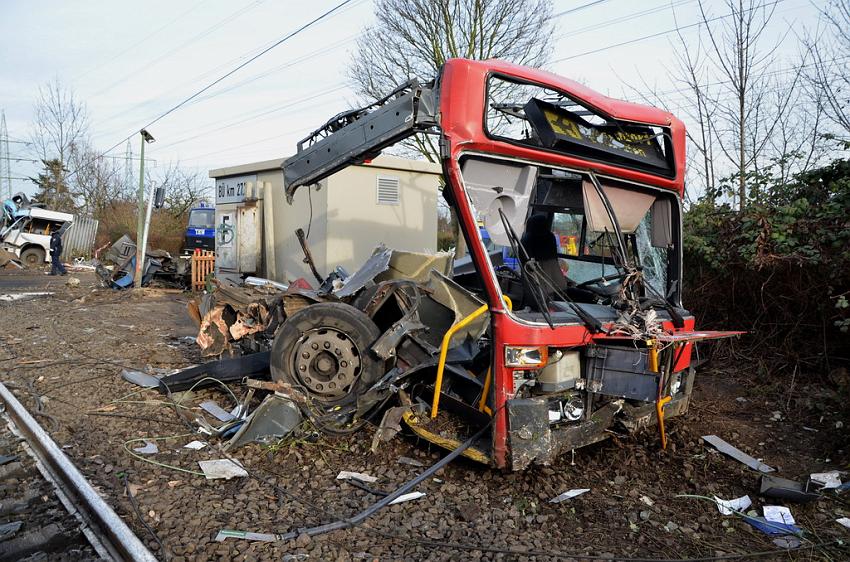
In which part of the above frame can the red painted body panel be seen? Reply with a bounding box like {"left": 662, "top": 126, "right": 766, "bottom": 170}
{"left": 437, "top": 59, "right": 691, "bottom": 468}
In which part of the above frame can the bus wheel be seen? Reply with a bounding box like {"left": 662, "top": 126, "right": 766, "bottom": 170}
{"left": 20, "top": 247, "right": 45, "bottom": 267}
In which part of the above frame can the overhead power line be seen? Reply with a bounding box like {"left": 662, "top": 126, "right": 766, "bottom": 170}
{"left": 69, "top": 0, "right": 356, "bottom": 181}
{"left": 73, "top": 0, "right": 206, "bottom": 83}
{"left": 550, "top": 0, "right": 788, "bottom": 64}
{"left": 88, "top": 0, "right": 266, "bottom": 99}
{"left": 552, "top": 0, "right": 613, "bottom": 18}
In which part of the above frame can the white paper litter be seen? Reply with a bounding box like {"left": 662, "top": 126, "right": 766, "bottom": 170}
{"left": 133, "top": 441, "right": 159, "bottom": 454}
{"left": 810, "top": 471, "right": 842, "bottom": 489}
{"left": 389, "top": 492, "right": 426, "bottom": 505}
{"left": 714, "top": 495, "right": 752, "bottom": 515}
{"left": 198, "top": 459, "right": 247, "bottom": 480}
{"left": 640, "top": 495, "right": 655, "bottom": 507}
{"left": 336, "top": 471, "right": 377, "bottom": 483}
{"left": 763, "top": 505, "right": 795, "bottom": 525}
{"left": 836, "top": 517, "right": 850, "bottom": 529}
{"left": 183, "top": 440, "right": 207, "bottom": 450}
{"left": 549, "top": 488, "right": 590, "bottom": 503}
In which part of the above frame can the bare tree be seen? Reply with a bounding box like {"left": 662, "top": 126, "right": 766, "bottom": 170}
{"left": 150, "top": 163, "right": 212, "bottom": 219}
{"left": 67, "top": 141, "right": 125, "bottom": 218}
{"left": 350, "top": 0, "right": 555, "bottom": 160}
{"left": 803, "top": 0, "right": 850, "bottom": 140}
{"left": 29, "top": 78, "right": 88, "bottom": 168}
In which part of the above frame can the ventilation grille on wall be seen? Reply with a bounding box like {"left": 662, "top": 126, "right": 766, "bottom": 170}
{"left": 376, "top": 176, "right": 400, "bottom": 205}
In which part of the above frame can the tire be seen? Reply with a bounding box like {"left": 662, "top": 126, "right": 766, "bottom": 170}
{"left": 20, "top": 247, "right": 46, "bottom": 268}
{"left": 271, "top": 302, "right": 383, "bottom": 409}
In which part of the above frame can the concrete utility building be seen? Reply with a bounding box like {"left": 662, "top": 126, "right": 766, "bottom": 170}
{"left": 209, "top": 155, "right": 442, "bottom": 284}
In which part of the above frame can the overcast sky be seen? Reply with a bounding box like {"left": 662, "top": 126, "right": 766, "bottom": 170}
{"left": 0, "top": 0, "right": 821, "bottom": 196}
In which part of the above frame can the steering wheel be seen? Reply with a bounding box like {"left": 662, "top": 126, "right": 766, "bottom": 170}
{"left": 577, "top": 271, "right": 629, "bottom": 289}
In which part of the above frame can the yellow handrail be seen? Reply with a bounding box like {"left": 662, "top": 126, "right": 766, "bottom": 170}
{"left": 431, "top": 295, "right": 512, "bottom": 419}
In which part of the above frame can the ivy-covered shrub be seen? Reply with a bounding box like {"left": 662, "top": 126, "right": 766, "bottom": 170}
{"left": 683, "top": 158, "right": 850, "bottom": 376}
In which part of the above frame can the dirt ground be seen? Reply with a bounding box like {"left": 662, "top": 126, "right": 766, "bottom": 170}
{"left": 1, "top": 270, "right": 849, "bottom": 561}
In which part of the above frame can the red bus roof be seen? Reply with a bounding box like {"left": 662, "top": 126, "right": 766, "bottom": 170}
{"left": 438, "top": 58, "right": 686, "bottom": 196}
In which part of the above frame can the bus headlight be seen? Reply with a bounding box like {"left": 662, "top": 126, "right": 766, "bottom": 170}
{"left": 505, "top": 346, "right": 548, "bottom": 369}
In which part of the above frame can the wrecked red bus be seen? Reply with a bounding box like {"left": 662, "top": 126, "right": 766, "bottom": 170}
{"left": 274, "top": 58, "right": 738, "bottom": 470}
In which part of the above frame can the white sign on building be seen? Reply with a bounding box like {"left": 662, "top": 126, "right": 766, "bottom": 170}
{"left": 215, "top": 174, "right": 257, "bottom": 205}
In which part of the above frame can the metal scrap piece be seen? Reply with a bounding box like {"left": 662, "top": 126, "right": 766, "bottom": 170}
{"left": 120, "top": 369, "right": 162, "bottom": 388}
{"left": 223, "top": 395, "right": 302, "bottom": 451}
{"left": 200, "top": 400, "right": 237, "bottom": 422}
{"left": 334, "top": 246, "right": 392, "bottom": 298}
{"left": 702, "top": 435, "right": 775, "bottom": 473}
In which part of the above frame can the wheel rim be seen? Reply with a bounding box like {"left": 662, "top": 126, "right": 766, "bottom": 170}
{"left": 24, "top": 253, "right": 40, "bottom": 266}
{"left": 291, "top": 327, "right": 362, "bottom": 402}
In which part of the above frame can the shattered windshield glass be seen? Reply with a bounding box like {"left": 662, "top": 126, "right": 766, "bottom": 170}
{"left": 460, "top": 156, "right": 675, "bottom": 313}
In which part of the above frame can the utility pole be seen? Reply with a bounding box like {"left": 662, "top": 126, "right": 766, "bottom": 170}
{"left": 0, "top": 111, "right": 11, "bottom": 200}
{"left": 134, "top": 129, "right": 155, "bottom": 288}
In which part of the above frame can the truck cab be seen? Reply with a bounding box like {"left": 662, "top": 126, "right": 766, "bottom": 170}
{"left": 1, "top": 192, "right": 74, "bottom": 267}
{"left": 183, "top": 204, "right": 215, "bottom": 254}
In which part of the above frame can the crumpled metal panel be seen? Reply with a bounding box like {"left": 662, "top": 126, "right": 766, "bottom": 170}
{"left": 334, "top": 246, "right": 393, "bottom": 298}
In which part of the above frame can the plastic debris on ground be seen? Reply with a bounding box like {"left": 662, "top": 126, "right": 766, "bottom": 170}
{"left": 714, "top": 495, "right": 752, "bottom": 515}
{"left": 397, "top": 456, "right": 425, "bottom": 467}
{"left": 337, "top": 471, "right": 377, "bottom": 483}
{"left": 549, "top": 488, "right": 590, "bottom": 503}
{"left": 763, "top": 505, "right": 795, "bottom": 525}
{"left": 198, "top": 459, "right": 248, "bottom": 480}
{"left": 132, "top": 441, "right": 159, "bottom": 455}
{"left": 388, "top": 491, "right": 426, "bottom": 505}
{"left": 810, "top": 471, "right": 842, "bottom": 489}
{"left": 215, "top": 530, "right": 281, "bottom": 543}
{"left": 0, "top": 292, "right": 53, "bottom": 302}
{"left": 0, "top": 521, "right": 22, "bottom": 541}
{"left": 772, "top": 536, "right": 801, "bottom": 549}
{"left": 741, "top": 515, "right": 802, "bottom": 535}
{"left": 120, "top": 368, "right": 163, "bottom": 388}
{"left": 183, "top": 440, "right": 207, "bottom": 450}
{"left": 200, "top": 400, "right": 237, "bottom": 422}
{"left": 702, "top": 435, "right": 775, "bottom": 473}
{"left": 836, "top": 517, "right": 850, "bottom": 529}
{"left": 640, "top": 495, "right": 654, "bottom": 507}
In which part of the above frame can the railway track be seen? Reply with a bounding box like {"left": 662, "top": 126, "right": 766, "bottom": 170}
{"left": 0, "top": 382, "right": 158, "bottom": 562}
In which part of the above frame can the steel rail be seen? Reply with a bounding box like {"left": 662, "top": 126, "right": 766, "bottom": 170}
{"left": 0, "top": 381, "right": 158, "bottom": 562}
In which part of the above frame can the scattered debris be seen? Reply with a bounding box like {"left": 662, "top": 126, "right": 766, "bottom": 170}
{"left": 836, "top": 517, "right": 850, "bottom": 530}
{"left": 741, "top": 515, "right": 802, "bottom": 535}
{"left": 198, "top": 459, "right": 248, "bottom": 480}
{"left": 397, "top": 456, "right": 425, "bottom": 468}
{"left": 0, "top": 521, "right": 22, "bottom": 541}
{"left": 0, "top": 454, "right": 19, "bottom": 466}
{"left": 215, "top": 529, "right": 281, "bottom": 543}
{"left": 772, "top": 536, "right": 801, "bottom": 549}
{"left": 183, "top": 440, "right": 207, "bottom": 450}
{"left": 0, "top": 292, "right": 53, "bottom": 302}
{"left": 120, "top": 368, "right": 163, "bottom": 388}
{"left": 337, "top": 471, "right": 377, "bottom": 484}
{"left": 639, "top": 495, "right": 654, "bottom": 507}
{"left": 759, "top": 474, "right": 820, "bottom": 503}
{"left": 156, "top": 352, "right": 270, "bottom": 393}
{"left": 132, "top": 441, "right": 159, "bottom": 455}
{"left": 763, "top": 505, "right": 795, "bottom": 525}
{"left": 224, "top": 395, "right": 301, "bottom": 451}
{"left": 810, "top": 471, "right": 842, "bottom": 489}
{"left": 549, "top": 489, "right": 590, "bottom": 503}
{"left": 199, "top": 400, "right": 237, "bottom": 422}
{"left": 702, "top": 435, "right": 775, "bottom": 473}
{"left": 713, "top": 495, "right": 752, "bottom": 515}
{"left": 388, "top": 491, "right": 426, "bottom": 505}
{"left": 65, "top": 276, "right": 80, "bottom": 287}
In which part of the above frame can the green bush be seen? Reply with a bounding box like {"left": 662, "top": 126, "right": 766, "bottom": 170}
{"left": 683, "top": 158, "right": 850, "bottom": 377}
